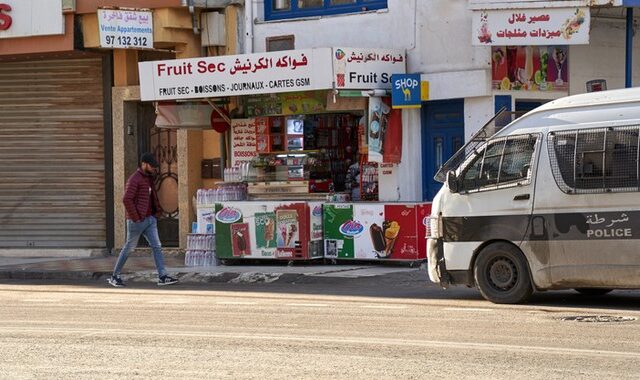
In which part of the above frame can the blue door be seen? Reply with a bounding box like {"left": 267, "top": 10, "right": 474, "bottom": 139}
{"left": 422, "top": 99, "right": 464, "bottom": 201}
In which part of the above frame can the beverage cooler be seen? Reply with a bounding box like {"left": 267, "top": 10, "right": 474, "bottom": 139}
{"left": 210, "top": 201, "right": 324, "bottom": 261}
{"left": 323, "top": 202, "right": 431, "bottom": 261}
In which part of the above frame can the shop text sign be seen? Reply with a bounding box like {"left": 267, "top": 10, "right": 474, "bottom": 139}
{"left": 0, "top": 4, "right": 11, "bottom": 31}
{"left": 333, "top": 48, "right": 406, "bottom": 90}
{"left": 98, "top": 9, "right": 153, "bottom": 49}
{"left": 473, "top": 7, "right": 590, "bottom": 46}
{"left": 391, "top": 74, "right": 421, "bottom": 109}
{"left": 139, "top": 48, "right": 333, "bottom": 101}
{"left": 231, "top": 118, "right": 263, "bottom": 167}
{"left": 0, "top": 0, "right": 64, "bottom": 39}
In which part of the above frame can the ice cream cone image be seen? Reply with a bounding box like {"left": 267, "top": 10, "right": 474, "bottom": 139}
{"left": 383, "top": 221, "right": 400, "bottom": 256}
{"left": 285, "top": 223, "right": 298, "bottom": 247}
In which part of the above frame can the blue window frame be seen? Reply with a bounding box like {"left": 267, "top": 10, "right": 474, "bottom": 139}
{"left": 265, "top": 0, "right": 387, "bottom": 21}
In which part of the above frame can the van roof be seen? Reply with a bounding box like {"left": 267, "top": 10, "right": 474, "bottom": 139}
{"left": 535, "top": 87, "right": 640, "bottom": 112}
{"left": 500, "top": 87, "right": 640, "bottom": 134}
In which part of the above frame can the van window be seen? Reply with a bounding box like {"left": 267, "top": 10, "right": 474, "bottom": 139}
{"left": 460, "top": 134, "right": 538, "bottom": 192}
{"left": 548, "top": 126, "right": 640, "bottom": 194}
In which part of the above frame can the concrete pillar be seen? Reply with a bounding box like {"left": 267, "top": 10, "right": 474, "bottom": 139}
{"left": 114, "top": 50, "right": 139, "bottom": 86}
{"left": 178, "top": 130, "right": 203, "bottom": 248}
{"left": 112, "top": 86, "right": 141, "bottom": 250}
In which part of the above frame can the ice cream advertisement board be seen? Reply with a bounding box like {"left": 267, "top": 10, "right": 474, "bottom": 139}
{"left": 323, "top": 203, "right": 431, "bottom": 261}
{"left": 214, "top": 201, "right": 320, "bottom": 260}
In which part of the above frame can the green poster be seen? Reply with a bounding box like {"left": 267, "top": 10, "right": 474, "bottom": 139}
{"left": 255, "top": 212, "right": 277, "bottom": 249}
{"left": 323, "top": 204, "right": 355, "bottom": 259}
{"left": 214, "top": 204, "right": 243, "bottom": 259}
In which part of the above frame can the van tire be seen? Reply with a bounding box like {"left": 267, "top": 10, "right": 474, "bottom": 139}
{"left": 474, "top": 243, "right": 533, "bottom": 304}
{"left": 574, "top": 288, "right": 613, "bottom": 296}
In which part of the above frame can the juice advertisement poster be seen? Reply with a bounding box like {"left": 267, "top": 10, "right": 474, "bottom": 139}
{"left": 255, "top": 212, "right": 277, "bottom": 249}
{"left": 492, "top": 46, "right": 568, "bottom": 92}
{"left": 323, "top": 204, "right": 355, "bottom": 259}
{"left": 230, "top": 223, "right": 251, "bottom": 257}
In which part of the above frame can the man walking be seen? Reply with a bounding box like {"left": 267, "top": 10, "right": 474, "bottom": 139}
{"left": 108, "top": 153, "right": 178, "bottom": 287}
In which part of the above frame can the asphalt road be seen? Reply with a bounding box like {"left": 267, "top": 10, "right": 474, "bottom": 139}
{"left": 1, "top": 275, "right": 639, "bottom": 379}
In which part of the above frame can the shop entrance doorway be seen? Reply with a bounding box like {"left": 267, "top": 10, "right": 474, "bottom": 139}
{"left": 421, "top": 99, "right": 465, "bottom": 201}
{"left": 137, "top": 102, "right": 180, "bottom": 247}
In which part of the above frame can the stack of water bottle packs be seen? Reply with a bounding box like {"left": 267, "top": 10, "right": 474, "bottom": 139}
{"left": 185, "top": 234, "right": 216, "bottom": 267}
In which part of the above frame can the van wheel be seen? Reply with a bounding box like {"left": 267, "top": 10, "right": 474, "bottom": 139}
{"left": 474, "top": 243, "right": 533, "bottom": 304}
{"left": 574, "top": 288, "right": 613, "bottom": 296}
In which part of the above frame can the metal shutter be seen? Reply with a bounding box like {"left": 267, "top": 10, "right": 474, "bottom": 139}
{"left": 0, "top": 57, "right": 106, "bottom": 249}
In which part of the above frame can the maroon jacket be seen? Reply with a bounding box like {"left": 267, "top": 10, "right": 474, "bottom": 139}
{"left": 123, "top": 168, "right": 161, "bottom": 222}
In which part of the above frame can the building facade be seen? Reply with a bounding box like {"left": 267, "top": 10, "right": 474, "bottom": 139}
{"left": 0, "top": 0, "right": 239, "bottom": 255}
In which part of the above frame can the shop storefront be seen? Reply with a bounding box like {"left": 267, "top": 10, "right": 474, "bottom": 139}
{"left": 0, "top": 0, "right": 110, "bottom": 254}
{"left": 139, "top": 47, "right": 431, "bottom": 263}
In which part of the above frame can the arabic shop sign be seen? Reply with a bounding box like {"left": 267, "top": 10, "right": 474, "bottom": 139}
{"left": 139, "top": 48, "right": 334, "bottom": 102}
{"left": 0, "top": 0, "right": 64, "bottom": 39}
{"left": 333, "top": 48, "right": 406, "bottom": 90}
{"left": 98, "top": 9, "right": 153, "bottom": 49}
{"left": 473, "top": 7, "right": 590, "bottom": 46}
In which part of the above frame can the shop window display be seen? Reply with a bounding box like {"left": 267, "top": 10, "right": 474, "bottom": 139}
{"left": 247, "top": 113, "right": 362, "bottom": 200}
{"left": 265, "top": 0, "right": 387, "bottom": 21}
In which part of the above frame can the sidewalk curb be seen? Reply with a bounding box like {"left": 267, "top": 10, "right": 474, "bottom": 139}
{"left": 0, "top": 270, "right": 313, "bottom": 284}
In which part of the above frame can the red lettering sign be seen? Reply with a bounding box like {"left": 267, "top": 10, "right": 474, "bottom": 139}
{"left": 0, "top": 3, "right": 12, "bottom": 31}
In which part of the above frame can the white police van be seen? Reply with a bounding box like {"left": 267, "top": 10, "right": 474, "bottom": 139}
{"left": 427, "top": 88, "right": 640, "bottom": 304}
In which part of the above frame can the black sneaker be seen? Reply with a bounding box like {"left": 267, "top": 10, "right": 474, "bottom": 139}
{"left": 157, "top": 275, "right": 179, "bottom": 286}
{"left": 108, "top": 276, "right": 125, "bottom": 287}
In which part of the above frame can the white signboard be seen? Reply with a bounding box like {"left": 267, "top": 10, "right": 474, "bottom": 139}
{"left": 139, "top": 48, "right": 334, "bottom": 102}
{"left": 332, "top": 48, "right": 406, "bottom": 90}
{"left": 231, "top": 118, "right": 261, "bottom": 167}
{"left": 0, "top": 0, "right": 64, "bottom": 39}
{"left": 472, "top": 7, "right": 590, "bottom": 46}
{"left": 98, "top": 9, "right": 153, "bottom": 49}
{"left": 378, "top": 163, "right": 400, "bottom": 202}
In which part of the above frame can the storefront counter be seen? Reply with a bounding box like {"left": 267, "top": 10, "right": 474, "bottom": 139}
{"left": 198, "top": 200, "right": 431, "bottom": 263}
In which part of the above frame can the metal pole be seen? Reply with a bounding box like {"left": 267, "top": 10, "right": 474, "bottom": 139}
{"left": 626, "top": 7, "right": 634, "bottom": 88}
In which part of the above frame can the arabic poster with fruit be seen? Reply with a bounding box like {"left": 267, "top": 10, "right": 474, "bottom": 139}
{"left": 492, "top": 46, "right": 568, "bottom": 92}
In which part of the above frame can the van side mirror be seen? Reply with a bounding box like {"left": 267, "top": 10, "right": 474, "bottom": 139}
{"left": 447, "top": 171, "right": 460, "bottom": 193}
